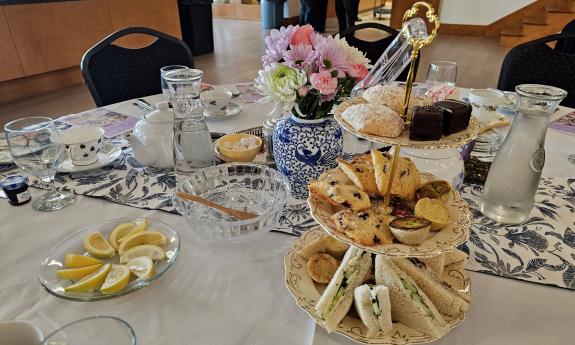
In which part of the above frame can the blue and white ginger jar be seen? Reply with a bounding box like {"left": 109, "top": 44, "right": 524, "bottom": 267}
{"left": 272, "top": 115, "right": 343, "bottom": 199}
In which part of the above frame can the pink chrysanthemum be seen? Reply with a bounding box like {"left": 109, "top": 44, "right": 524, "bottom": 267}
{"left": 283, "top": 44, "right": 317, "bottom": 69}
{"left": 262, "top": 26, "right": 295, "bottom": 66}
{"left": 314, "top": 36, "right": 348, "bottom": 75}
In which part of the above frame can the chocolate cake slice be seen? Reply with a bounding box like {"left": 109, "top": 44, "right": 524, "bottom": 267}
{"left": 435, "top": 99, "right": 472, "bottom": 135}
{"left": 409, "top": 105, "right": 444, "bottom": 141}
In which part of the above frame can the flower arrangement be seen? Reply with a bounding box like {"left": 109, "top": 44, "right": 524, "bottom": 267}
{"left": 255, "top": 25, "right": 370, "bottom": 120}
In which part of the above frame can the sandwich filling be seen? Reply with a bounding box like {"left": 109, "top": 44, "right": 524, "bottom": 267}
{"left": 322, "top": 253, "right": 366, "bottom": 320}
{"left": 400, "top": 278, "right": 433, "bottom": 318}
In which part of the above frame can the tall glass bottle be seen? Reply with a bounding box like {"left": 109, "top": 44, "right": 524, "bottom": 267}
{"left": 480, "top": 84, "right": 567, "bottom": 224}
{"left": 164, "top": 69, "right": 215, "bottom": 183}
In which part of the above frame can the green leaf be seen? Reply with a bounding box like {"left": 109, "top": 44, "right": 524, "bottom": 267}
{"left": 330, "top": 70, "right": 338, "bottom": 78}
{"left": 323, "top": 59, "right": 332, "bottom": 69}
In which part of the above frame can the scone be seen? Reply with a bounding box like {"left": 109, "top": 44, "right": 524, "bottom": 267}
{"left": 331, "top": 209, "right": 394, "bottom": 246}
{"left": 328, "top": 184, "right": 371, "bottom": 211}
{"left": 307, "top": 253, "right": 340, "bottom": 284}
{"left": 337, "top": 156, "right": 378, "bottom": 194}
{"left": 416, "top": 180, "right": 452, "bottom": 202}
{"left": 308, "top": 168, "right": 354, "bottom": 205}
{"left": 371, "top": 149, "right": 421, "bottom": 200}
{"left": 334, "top": 97, "right": 368, "bottom": 118}
{"left": 414, "top": 198, "right": 451, "bottom": 231}
{"left": 362, "top": 84, "right": 432, "bottom": 115}
{"left": 341, "top": 103, "right": 404, "bottom": 138}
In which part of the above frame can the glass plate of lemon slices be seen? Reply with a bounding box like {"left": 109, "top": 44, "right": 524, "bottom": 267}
{"left": 39, "top": 217, "right": 180, "bottom": 301}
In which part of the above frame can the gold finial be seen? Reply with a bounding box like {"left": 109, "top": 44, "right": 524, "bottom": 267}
{"left": 402, "top": 1, "right": 441, "bottom": 51}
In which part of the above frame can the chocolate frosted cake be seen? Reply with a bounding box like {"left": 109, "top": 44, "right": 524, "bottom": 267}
{"left": 409, "top": 105, "right": 444, "bottom": 141}
{"left": 435, "top": 99, "right": 472, "bottom": 135}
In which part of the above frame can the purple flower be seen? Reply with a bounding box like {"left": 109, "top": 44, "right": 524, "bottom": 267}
{"left": 262, "top": 26, "right": 295, "bottom": 66}
{"left": 283, "top": 44, "right": 317, "bottom": 69}
{"left": 319, "top": 91, "right": 338, "bottom": 104}
{"left": 314, "top": 36, "right": 348, "bottom": 76}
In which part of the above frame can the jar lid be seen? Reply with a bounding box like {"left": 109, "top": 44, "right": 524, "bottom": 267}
{"left": 1, "top": 175, "right": 28, "bottom": 188}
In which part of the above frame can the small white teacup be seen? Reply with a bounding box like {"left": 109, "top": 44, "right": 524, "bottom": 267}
{"left": 56, "top": 126, "right": 105, "bottom": 166}
{"left": 468, "top": 89, "right": 504, "bottom": 123}
{"left": 0, "top": 321, "right": 43, "bottom": 345}
{"left": 200, "top": 90, "right": 233, "bottom": 116}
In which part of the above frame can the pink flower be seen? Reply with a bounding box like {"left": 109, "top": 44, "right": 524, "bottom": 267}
{"left": 348, "top": 63, "right": 368, "bottom": 79}
{"left": 290, "top": 25, "right": 314, "bottom": 46}
{"left": 314, "top": 36, "right": 348, "bottom": 75}
{"left": 283, "top": 44, "right": 316, "bottom": 69}
{"left": 298, "top": 86, "right": 310, "bottom": 97}
{"left": 310, "top": 71, "right": 338, "bottom": 95}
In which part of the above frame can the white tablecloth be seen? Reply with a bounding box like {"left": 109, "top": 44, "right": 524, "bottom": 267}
{"left": 2, "top": 90, "right": 575, "bottom": 345}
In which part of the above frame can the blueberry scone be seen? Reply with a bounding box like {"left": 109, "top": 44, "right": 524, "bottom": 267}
{"left": 308, "top": 168, "right": 353, "bottom": 205}
{"left": 337, "top": 156, "right": 379, "bottom": 194}
{"left": 331, "top": 209, "right": 394, "bottom": 246}
{"left": 370, "top": 149, "right": 420, "bottom": 200}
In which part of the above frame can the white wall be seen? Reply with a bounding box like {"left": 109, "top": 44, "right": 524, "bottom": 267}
{"left": 439, "top": 0, "right": 535, "bottom": 25}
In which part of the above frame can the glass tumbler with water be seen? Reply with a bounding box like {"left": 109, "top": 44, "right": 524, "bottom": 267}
{"left": 480, "top": 84, "right": 567, "bottom": 224}
{"left": 160, "top": 65, "right": 189, "bottom": 100}
{"left": 164, "top": 69, "right": 215, "bottom": 181}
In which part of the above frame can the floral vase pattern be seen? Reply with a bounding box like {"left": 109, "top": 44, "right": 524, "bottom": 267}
{"left": 272, "top": 115, "right": 343, "bottom": 199}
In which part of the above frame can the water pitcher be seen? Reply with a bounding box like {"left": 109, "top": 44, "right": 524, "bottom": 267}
{"left": 480, "top": 84, "right": 567, "bottom": 224}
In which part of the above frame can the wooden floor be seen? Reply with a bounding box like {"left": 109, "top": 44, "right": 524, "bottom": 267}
{"left": 0, "top": 17, "right": 510, "bottom": 128}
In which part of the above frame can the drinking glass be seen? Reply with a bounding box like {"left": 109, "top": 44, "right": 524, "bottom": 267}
{"left": 160, "top": 65, "right": 189, "bottom": 100}
{"left": 164, "top": 69, "right": 215, "bottom": 181}
{"left": 426, "top": 61, "right": 457, "bottom": 86}
{"left": 40, "top": 316, "right": 135, "bottom": 345}
{"left": 4, "top": 117, "right": 75, "bottom": 211}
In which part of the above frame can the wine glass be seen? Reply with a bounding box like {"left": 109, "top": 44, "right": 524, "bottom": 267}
{"left": 426, "top": 61, "right": 457, "bottom": 87}
{"left": 40, "top": 316, "right": 136, "bottom": 345}
{"left": 4, "top": 117, "right": 75, "bottom": 211}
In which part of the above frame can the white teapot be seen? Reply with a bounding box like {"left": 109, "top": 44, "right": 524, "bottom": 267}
{"left": 124, "top": 102, "right": 174, "bottom": 168}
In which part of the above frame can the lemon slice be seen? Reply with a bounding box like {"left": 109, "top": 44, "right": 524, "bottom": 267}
{"left": 119, "top": 244, "right": 166, "bottom": 264}
{"left": 64, "top": 263, "right": 111, "bottom": 292}
{"left": 118, "top": 219, "right": 148, "bottom": 243}
{"left": 101, "top": 264, "right": 131, "bottom": 294}
{"left": 109, "top": 223, "right": 136, "bottom": 250}
{"left": 127, "top": 256, "right": 155, "bottom": 279}
{"left": 57, "top": 264, "right": 103, "bottom": 280}
{"left": 83, "top": 231, "right": 116, "bottom": 259}
{"left": 64, "top": 254, "right": 102, "bottom": 268}
{"left": 118, "top": 230, "right": 167, "bottom": 255}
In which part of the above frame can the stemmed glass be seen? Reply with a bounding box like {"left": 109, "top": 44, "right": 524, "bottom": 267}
{"left": 40, "top": 316, "right": 136, "bottom": 345}
{"left": 426, "top": 61, "right": 457, "bottom": 86}
{"left": 4, "top": 117, "right": 75, "bottom": 211}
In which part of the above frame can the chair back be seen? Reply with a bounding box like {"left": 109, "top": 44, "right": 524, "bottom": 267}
{"left": 81, "top": 27, "right": 194, "bottom": 107}
{"left": 497, "top": 33, "right": 575, "bottom": 108}
{"left": 337, "top": 22, "right": 419, "bottom": 82}
{"left": 555, "top": 19, "right": 575, "bottom": 54}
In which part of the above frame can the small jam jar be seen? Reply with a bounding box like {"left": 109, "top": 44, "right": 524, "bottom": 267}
{"left": 1, "top": 175, "right": 31, "bottom": 206}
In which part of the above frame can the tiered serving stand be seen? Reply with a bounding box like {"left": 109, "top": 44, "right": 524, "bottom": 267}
{"left": 285, "top": 2, "right": 480, "bottom": 344}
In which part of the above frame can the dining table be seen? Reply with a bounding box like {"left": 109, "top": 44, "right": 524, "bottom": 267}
{"left": 1, "top": 85, "right": 574, "bottom": 345}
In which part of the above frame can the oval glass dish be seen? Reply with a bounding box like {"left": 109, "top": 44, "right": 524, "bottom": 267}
{"left": 39, "top": 217, "right": 180, "bottom": 301}
{"left": 174, "top": 163, "right": 289, "bottom": 242}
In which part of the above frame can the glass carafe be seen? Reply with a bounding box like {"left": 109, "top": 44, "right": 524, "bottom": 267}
{"left": 480, "top": 84, "right": 567, "bottom": 224}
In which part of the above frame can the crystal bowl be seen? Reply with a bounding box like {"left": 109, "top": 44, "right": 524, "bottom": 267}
{"left": 174, "top": 163, "right": 289, "bottom": 241}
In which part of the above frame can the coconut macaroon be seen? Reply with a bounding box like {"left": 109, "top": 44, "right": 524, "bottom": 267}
{"left": 334, "top": 97, "right": 368, "bottom": 118}
{"left": 341, "top": 103, "right": 404, "bottom": 138}
{"left": 362, "top": 84, "right": 432, "bottom": 115}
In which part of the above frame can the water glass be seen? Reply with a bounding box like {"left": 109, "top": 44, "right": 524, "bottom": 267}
{"left": 4, "top": 117, "right": 75, "bottom": 211}
{"left": 160, "top": 65, "right": 189, "bottom": 100}
{"left": 164, "top": 68, "right": 204, "bottom": 118}
{"left": 40, "top": 316, "right": 135, "bottom": 345}
{"left": 426, "top": 61, "right": 457, "bottom": 87}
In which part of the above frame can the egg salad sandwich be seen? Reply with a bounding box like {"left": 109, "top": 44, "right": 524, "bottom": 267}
{"left": 375, "top": 256, "right": 447, "bottom": 338}
{"left": 315, "top": 247, "right": 372, "bottom": 332}
{"left": 354, "top": 284, "right": 393, "bottom": 338}
{"left": 392, "top": 257, "right": 471, "bottom": 317}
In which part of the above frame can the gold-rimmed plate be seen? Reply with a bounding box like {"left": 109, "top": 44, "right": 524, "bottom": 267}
{"left": 334, "top": 113, "right": 480, "bottom": 149}
{"left": 308, "top": 172, "right": 472, "bottom": 258}
{"left": 284, "top": 227, "right": 470, "bottom": 344}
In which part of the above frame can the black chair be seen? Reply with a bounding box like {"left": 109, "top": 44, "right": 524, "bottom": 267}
{"left": 555, "top": 19, "right": 575, "bottom": 54}
{"left": 497, "top": 33, "right": 575, "bottom": 108}
{"left": 337, "top": 22, "right": 419, "bottom": 82}
{"left": 81, "top": 27, "right": 194, "bottom": 107}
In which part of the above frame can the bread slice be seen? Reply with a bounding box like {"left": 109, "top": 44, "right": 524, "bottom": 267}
{"left": 375, "top": 256, "right": 446, "bottom": 338}
{"left": 420, "top": 254, "right": 445, "bottom": 277}
{"left": 392, "top": 258, "right": 471, "bottom": 317}
{"left": 354, "top": 284, "right": 393, "bottom": 338}
{"left": 337, "top": 156, "right": 379, "bottom": 194}
{"left": 371, "top": 149, "right": 420, "bottom": 200}
{"left": 443, "top": 249, "right": 468, "bottom": 271}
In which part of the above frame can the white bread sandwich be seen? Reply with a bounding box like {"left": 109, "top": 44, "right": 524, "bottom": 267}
{"left": 419, "top": 254, "right": 445, "bottom": 276}
{"left": 443, "top": 249, "right": 468, "bottom": 271}
{"left": 392, "top": 258, "right": 471, "bottom": 317}
{"left": 315, "top": 247, "right": 372, "bottom": 332}
{"left": 354, "top": 284, "right": 393, "bottom": 338}
{"left": 375, "top": 256, "right": 447, "bottom": 338}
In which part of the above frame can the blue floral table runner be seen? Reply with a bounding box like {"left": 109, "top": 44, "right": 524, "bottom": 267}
{"left": 1, "top": 147, "right": 574, "bottom": 290}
